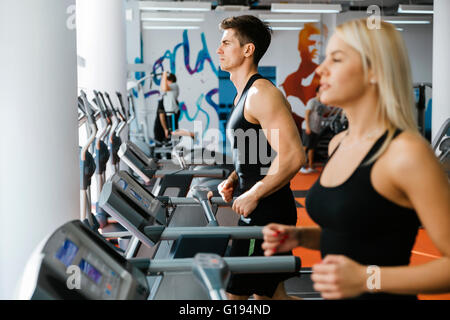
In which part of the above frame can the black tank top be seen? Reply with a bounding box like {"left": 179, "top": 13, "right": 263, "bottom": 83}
{"left": 306, "top": 130, "right": 421, "bottom": 300}
{"left": 226, "top": 74, "right": 276, "bottom": 192}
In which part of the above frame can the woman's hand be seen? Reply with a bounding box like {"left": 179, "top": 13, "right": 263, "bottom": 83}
{"left": 312, "top": 255, "right": 367, "bottom": 299}
{"left": 261, "top": 223, "right": 301, "bottom": 256}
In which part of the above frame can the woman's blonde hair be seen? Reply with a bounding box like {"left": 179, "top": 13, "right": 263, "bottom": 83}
{"left": 335, "top": 18, "right": 418, "bottom": 163}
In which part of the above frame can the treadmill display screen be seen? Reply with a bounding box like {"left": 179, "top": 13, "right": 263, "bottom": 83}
{"left": 55, "top": 239, "right": 79, "bottom": 267}
{"left": 79, "top": 259, "right": 102, "bottom": 284}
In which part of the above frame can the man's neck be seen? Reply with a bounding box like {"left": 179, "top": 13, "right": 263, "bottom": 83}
{"left": 229, "top": 64, "right": 258, "bottom": 97}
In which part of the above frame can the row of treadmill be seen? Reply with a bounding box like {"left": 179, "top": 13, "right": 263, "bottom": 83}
{"left": 16, "top": 90, "right": 308, "bottom": 300}
{"left": 17, "top": 87, "right": 450, "bottom": 300}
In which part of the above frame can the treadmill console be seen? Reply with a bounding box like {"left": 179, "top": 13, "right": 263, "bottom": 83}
{"left": 99, "top": 171, "right": 167, "bottom": 247}
{"left": 118, "top": 141, "right": 158, "bottom": 184}
{"left": 17, "top": 221, "right": 149, "bottom": 300}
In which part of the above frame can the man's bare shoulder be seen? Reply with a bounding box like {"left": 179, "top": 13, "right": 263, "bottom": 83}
{"left": 246, "top": 79, "right": 285, "bottom": 109}
{"left": 251, "top": 78, "right": 281, "bottom": 94}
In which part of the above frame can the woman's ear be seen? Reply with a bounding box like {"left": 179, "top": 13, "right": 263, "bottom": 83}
{"left": 368, "top": 69, "right": 377, "bottom": 85}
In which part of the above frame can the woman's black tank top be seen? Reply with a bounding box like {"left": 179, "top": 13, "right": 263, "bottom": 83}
{"left": 306, "top": 130, "right": 421, "bottom": 300}
{"left": 226, "top": 73, "right": 276, "bottom": 192}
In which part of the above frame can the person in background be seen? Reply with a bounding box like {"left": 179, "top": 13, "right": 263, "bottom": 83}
{"left": 262, "top": 18, "right": 450, "bottom": 300}
{"left": 159, "top": 71, "right": 180, "bottom": 139}
{"left": 300, "top": 86, "right": 330, "bottom": 174}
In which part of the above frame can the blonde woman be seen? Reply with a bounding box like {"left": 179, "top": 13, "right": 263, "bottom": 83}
{"left": 262, "top": 19, "right": 450, "bottom": 300}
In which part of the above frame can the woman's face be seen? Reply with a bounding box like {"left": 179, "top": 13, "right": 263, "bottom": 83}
{"left": 316, "top": 33, "right": 371, "bottom": 108}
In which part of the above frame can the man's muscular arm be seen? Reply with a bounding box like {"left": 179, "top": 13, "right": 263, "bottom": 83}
{"left": 232, "top": 80, "right": 306, "bottom": 217}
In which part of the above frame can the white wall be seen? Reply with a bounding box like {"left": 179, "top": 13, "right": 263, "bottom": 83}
{"left": 337, "top": 11, "right": 433, "bottom": 83}
{"left": 135, "top": 8, "right": 433, "bottom": 146}
{"left": 139, "top": 10, "right": 335, "bottom": 142}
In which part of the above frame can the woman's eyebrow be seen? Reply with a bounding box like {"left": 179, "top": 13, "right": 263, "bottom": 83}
{"left": 330, "top": 50, "right": 345, "bottom": 56}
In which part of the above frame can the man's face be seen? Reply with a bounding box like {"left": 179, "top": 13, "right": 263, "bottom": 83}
{"left": 216, "top": 29, "right": 246, "bottom": 72}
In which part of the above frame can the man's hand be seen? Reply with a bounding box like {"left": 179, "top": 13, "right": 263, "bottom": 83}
{"left": 217, "top": 179, "right": 235, "bottom": 203}
{"left": 232, "top": 189, "right": 259, "bottom": 218}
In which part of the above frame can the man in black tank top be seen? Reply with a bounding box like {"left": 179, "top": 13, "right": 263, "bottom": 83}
{"left": 216, "top": 15, "right": 306, "bottom": 300}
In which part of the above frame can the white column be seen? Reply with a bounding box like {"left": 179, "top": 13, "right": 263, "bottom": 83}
{"left": 76, "top": 0, "right": 127, "bottom": 110}
{"left": 77, "top": 0, "right": 128, "bottom": 180}
{"left": 432, "top": 0, "right": 450, "bottom": 138}
{"left": 0, "top": 0, "right": 79, "bottom": 299}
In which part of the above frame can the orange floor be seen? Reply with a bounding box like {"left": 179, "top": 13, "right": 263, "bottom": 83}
{"left": 290, "top": 169, "right": 450, "bottom": 300}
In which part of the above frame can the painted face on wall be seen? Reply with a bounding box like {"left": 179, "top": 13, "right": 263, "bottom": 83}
{"left": 216, "top": 29, "right": 246, "bottom": 72}
{"left": 316, "top": 33, "right": 369, "bottom": 108}
{"left": 298, "top": 23, "right": 321, "bottom": 64}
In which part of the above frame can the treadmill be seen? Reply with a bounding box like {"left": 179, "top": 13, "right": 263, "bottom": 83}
{"left": 16, "top": 220, "right": 302, "bottom": 300}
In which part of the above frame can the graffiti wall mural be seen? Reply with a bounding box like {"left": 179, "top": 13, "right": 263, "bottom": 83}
{"left": 135, "top": 14, "right": 335, "bottom": 154}
{"left": 281, "top": 22, "right": 329, "bottom": 131}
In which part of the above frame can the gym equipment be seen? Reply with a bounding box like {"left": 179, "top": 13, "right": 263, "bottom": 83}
{"left": 315, "top": 107, "right": 348, "bottom": 163}
{"left": 78, "top": 95, "right": 99, "bottom": 230}
{"left": 414, "top": 82, "right": 432, "bottom": 138}
{"left": 16, "top": 220, "right": 302, "bottom": 300}
{"left": 98, "top": 170, "right": 240, "bottom": 256}
{"left": 192, "top": 253, "right": 229, "bottom": 300}
{"left": 81, "top": 90, "right": 131, "bottom": 229}
{"left": 89, "top": 90, "right": 111, "bottom": 227}
{"left": 432, "top": 118, "right": 450, "bottom": 178}
{"left": 118, "top": 141, "right": 228, "bottom": 185}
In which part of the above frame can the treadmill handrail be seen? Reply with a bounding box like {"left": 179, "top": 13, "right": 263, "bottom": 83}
{"left": 146, "top": 256, "right": 301, "bottom": 274}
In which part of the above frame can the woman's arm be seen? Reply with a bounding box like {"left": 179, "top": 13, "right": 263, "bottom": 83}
{"left": 161, "top": 71, "right": 170, "bottom": 92}
{"left": 311, "top": 132, "right": 450, "bottom": 298}
{"left": 375, "top": 132, "right": 450, "bottom": 295}
{"left": 262, "top": 224, "right": 322, "bottom": 255}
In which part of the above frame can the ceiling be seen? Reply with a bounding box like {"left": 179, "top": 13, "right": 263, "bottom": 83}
{"left": 142, "top": 0, "right": 434, "bottom": 14}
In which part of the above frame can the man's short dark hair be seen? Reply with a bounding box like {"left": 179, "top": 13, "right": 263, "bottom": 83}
{"left": 167, "top": 73, "right": 177, "bottom": 83}
{"left": 219, "top": 15, "right": 272, "bottom": 66}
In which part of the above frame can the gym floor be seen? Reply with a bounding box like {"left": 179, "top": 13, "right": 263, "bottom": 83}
{"left": 290, "top": 168, "right": 450, "bottom": 300}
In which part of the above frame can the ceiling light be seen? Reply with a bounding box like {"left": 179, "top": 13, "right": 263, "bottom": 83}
{"left": 143, "top": 25, "right": 200, "bottom": 30}
{"left": 139, "top": 1, "right": 211, "bottom": 12}
{"left": 267, "top": 22, "right": 305, "bottom": 31}
{"left": 215, "top": 5, "right": 249, "bottom": 12}
{"left": 142, "top": 21, "right": 201, "bottom": 30}
{"left": 383, "top": 16, "right": 432, "bottom": 25}
{"left": 398, "top": 4, "right": 433, "bottom": 14}
{"left": 141, "top": 12, "right": 204, "bottom": 22}
{"left": 259, "top": 14, "right": 320, "bottom": 23}
{"left": 271, "top": 26, "right": 304, "bottom": 31}
{"left": 271, "top": 3, "right": 342, "bottom": 14}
